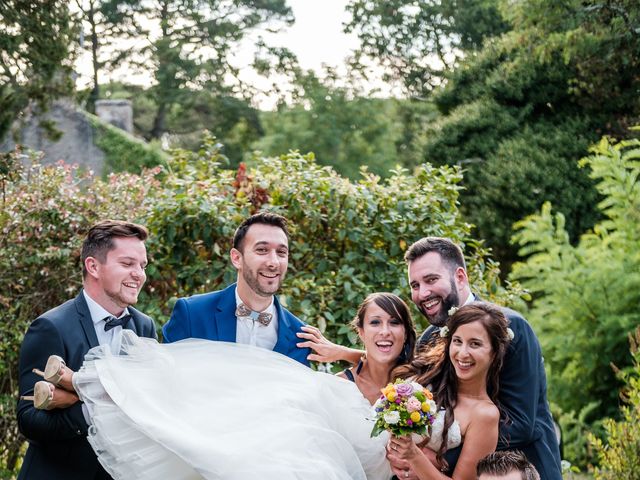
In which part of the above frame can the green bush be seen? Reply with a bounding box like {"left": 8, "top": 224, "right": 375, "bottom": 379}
{"left": 591, "top": 329, "right": 640, "bottom": 479}
{"left": 87, "top": 113, "right": 168, "bottom": 175}
{"left": 511, "top": 131, "right": 640, "bottom": 467}
{"left": 0, "top": 137, "right": 521, "bottom": 475}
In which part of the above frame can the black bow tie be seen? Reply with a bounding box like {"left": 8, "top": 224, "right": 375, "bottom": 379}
{"left": 104, "top": 314, "right": 132, "bottom": 332}
{"left": 235, "top": 304, "right": 273, "bottom": 326}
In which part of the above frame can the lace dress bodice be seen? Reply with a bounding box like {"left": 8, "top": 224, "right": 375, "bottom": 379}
{"left": 425, "top": 409, "right": 462, "bottom": 452}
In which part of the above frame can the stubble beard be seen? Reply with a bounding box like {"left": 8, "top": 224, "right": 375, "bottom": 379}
{"left": 106, "top": 287, "right": 138, "bottom": 308}
{"left": 242, "top": 267, "right": 283, "bottom": 297}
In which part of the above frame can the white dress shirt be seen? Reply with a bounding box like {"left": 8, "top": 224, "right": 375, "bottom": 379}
{"left": 82, "top": 290, "right": 130, "bottom": 355}
{"left": 78, "top": 291, "right": 131, "bottom": 425}
{"left": 234, "top": 288, "right": 278, "bottom": 350}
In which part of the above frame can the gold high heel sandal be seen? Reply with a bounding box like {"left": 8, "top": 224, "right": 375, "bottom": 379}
{"left": 20, "top": 381, "right": 79, "bottom": 410}
{"left": 33, "top": 355, "right": 74, "bottom": 391}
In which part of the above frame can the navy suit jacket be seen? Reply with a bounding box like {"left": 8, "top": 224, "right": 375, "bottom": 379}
{"left": 163, "top": 283, "right": 310, "bottom": 366}
{"left": 419, "top": 304, "right": 562, "bottom": 480}
{"left": 17, "top": 291, "right": 157, "bottom": 480}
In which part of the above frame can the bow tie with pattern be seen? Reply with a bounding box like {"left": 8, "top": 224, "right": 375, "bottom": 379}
{"left": 103, "top": 314, "right": 132, "bottom": 332}
{"left": 235, "top": 304, "right": 273, "bottom": 326}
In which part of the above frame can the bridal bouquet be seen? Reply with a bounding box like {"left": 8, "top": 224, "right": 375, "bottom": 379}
{"left": 370, "top": 380, "right": 437, "bottom": 438}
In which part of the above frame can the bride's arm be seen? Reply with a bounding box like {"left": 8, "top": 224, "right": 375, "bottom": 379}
{"left": 296, "top": 325, "right": 363, "bottom": 364}
{"left": 390, "top": 404, "right": 499, "bottom": 480}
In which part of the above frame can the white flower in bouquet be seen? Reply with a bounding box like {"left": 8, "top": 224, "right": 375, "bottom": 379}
{"left": 383, "top": 411, "right": 400, "bottom": 425}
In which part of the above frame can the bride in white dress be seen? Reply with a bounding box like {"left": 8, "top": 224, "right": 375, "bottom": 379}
{"left": 23, "top": 292, "right": 417, "bottom": 479}
{"left": 387, "top": 302, "right": 512, "bottom": 479}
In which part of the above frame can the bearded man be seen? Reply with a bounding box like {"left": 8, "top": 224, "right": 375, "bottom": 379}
{"left": 163, "top": 212, "right": 310, "bottom": 365}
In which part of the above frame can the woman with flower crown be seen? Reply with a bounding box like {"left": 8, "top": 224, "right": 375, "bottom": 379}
{"left": 386, "top": 302, "right": 512, "bottom": 480}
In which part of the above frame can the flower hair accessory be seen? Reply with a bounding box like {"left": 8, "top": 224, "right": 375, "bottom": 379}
{"left": 447, "top": 306, "right": 459, "bottom": 317}
{"left": 439, "top": 326, "right": 450, "bottom": 338}
{"left": 507, "top": 327, "right": 515, "bottom": 340}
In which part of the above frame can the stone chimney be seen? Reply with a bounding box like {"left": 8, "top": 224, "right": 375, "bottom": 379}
{"left": 95, "top": 99, "right": 133, "bottom": 133}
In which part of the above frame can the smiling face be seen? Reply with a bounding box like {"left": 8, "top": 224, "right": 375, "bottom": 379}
{"left": 231, "top": 223, "right": 289, "bottom": 300}
{"left": 408, "top": 251, "right": 468, "bottom": 326}
{"left": 358, "top": 302, "right": 406, "bottom": 366}
{"left": 449, "top": 320, "right": 494, "bottom": 382}
{"left": 84, "top": 236, "right": 148, "bottom": 315}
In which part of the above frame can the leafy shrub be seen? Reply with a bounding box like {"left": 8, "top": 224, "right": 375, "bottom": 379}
{"left": 591, "top": 329, "right": 640, "bottom": 479}
{"left": 0, "top": 137, "right": 521, "bottom": 475}
{"left": 511, "top": 131, "right": 640, "bottom": 466}
{"left": 87, "top": 113, "right": 168, "bottom": 175}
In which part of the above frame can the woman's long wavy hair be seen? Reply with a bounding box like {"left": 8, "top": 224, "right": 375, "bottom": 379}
{"left": 351, "top": 292, "right": 417, "bottom": 380}
{"left": 392, "top": 302, "right": 511, "bottom": 466}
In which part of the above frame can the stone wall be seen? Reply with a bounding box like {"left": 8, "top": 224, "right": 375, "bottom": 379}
{"left": 1, "top": 99, "right": 107, "bottom": 174}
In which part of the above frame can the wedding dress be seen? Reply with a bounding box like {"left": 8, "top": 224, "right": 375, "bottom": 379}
{"left": 425, "top": 410, "right": 462, "bottom": 452}
{"left": 73, "top": 332, "right": 392, "bottom": 480}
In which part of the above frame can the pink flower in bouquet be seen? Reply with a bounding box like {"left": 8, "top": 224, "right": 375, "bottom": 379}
{"left": 406, "top": 397, "right": 422, "bottom": 413}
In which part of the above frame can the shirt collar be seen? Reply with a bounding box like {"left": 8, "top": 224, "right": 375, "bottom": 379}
{"left": 83, "top": 290, "right": 130, "bottom": 325}
{"left": 462, "top": 292, "right": 475, "bottom": 306}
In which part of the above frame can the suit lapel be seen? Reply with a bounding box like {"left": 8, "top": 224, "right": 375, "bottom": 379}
{"left": 215, "top": 284, "right": 238, "bottom": 342}
{"left": 273, "top": 296, "right": 294, "bottom": 356}
{"left": 75, "top": 291, "right": 100, "bottom": 349}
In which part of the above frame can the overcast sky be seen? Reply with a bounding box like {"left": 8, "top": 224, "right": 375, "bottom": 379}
{"left": 77, "top": 1, "right": 387, "bottom": 109}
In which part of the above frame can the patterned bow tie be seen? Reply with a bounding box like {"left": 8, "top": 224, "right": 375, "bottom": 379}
{"left": 104, "top": 314, "right": 132, "bottom": 332}
{"left": 235, "top": 304, "right": 273, "bottom": 327}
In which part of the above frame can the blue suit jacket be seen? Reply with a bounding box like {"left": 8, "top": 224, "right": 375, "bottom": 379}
{"left": 419, "top": 304, "right": 562, "bottom": 480}
{"left": 163, "top": 284, "right": 310, "bottom": 366}
{"left": 17, "top": 291, "right": 157, "bottom": 480}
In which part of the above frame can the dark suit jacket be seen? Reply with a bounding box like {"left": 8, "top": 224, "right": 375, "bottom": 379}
{"left": 17, "top": 291, "right": 157, "bottom": 480}
{"left": 419, "top": 304, "right": 562, "bottom": 480}
{"left": 162, "top": 283, "right": 311, "bottom": 366}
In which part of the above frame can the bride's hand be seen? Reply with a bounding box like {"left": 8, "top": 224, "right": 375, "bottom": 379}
{"left": 386, "top": 444, "right": 418, "bottom": 480}
{"left": 296, "top": 326, "right": 362, "bottom": 363}
{"left": 388, "top": 435, "right": 421, "bottom": 462}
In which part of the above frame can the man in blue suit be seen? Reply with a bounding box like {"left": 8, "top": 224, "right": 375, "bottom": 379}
{"left": 17, "top": 220, "right": 157, "bottom": 480}
{"left": 163, "top": 212, "right": 310, "bottom": 366}
{"left": 298, "top": 237, "right": 562, "bottom": 479}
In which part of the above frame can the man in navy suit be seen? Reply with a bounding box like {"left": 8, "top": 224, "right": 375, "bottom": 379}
{"left": 298, "top": 237, "right": 562, "bottom": 479}
{"left": 163, "top": 212, "right": 310, "bottom": 366}
{"left": 17, "top": 220, "right": 157, "bottom": 480}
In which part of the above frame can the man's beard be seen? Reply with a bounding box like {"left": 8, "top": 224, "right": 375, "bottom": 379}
{"left": 106, "top": 287, "right": 138, "bottom": 308}
{"left": 242, "top": 266, "right": 283, "bottom": 297}
{"left": 423, "top": 279, "right": 460, "bottom": 327}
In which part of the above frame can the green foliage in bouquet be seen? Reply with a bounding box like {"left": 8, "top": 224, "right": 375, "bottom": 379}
{"left": 511, "top": 131, "right": 640, "bottom": 467}
{"left": 590, "top": 328, "right": 640, "bottom": 479}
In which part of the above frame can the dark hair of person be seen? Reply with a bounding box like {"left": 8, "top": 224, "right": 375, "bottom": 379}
{"left": 81, "top": 220, "right": 148, "bottom": 278}
{"left": 476, "top": 450, "right": 541, "bottom": 480}
{"left": 232, "top": 212, "right": 289, "bottom": 251}
{"left": 404, "top": 236, "right": 466, "bottom": 272}
{"left": 350, "top": 293, "right": 417, "bottom": 379}
{"left": 392, "top": 302, "right": 511, "bottom": 466}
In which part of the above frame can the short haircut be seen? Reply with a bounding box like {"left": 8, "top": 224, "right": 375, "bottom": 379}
{"left": 404, "top": 236, "right": 466, "bottom": 271}
{"left": 81, "top": 220, "right": 148, "bottom": 278}
{"left": 476, "top": 451, "right": 540, "bottom": 480}
{"left": 232, "top": 212, "right": 289, "bottom": 251}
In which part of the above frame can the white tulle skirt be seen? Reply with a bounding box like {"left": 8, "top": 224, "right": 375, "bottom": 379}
{"left": 73, "top": 331, "right": 391, "bottom": 480}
